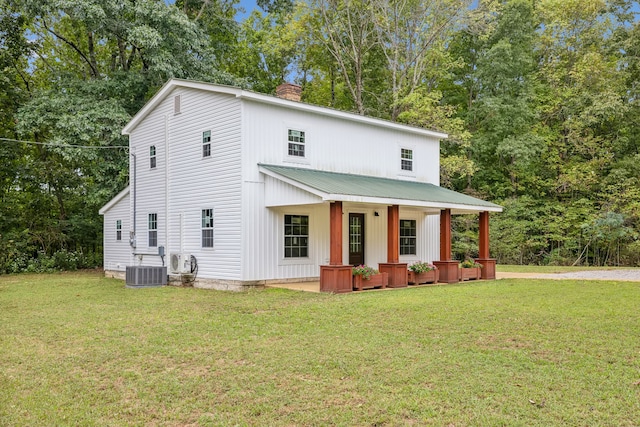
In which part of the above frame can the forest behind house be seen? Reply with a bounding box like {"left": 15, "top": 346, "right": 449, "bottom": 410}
{"left": 1, "top": 0, "right": 639, "bottom": 273}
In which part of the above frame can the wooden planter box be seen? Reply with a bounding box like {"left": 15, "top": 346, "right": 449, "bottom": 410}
{"left": 379, "top": 263, "right": 408, "bottom": 288}
{"left": 407, "top": 269, "right": 439, "bottom": 285}
{"left": 320, "top": 265, "right": 354, "bottom": 293}
{"left": 459, "top": 267, "right": 481, "bottom": 281}
{"left": 353, "top": 272, "right": 389, "bottom": 291}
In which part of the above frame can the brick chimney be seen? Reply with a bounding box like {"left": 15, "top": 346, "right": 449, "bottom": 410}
{"left": 276, "top": 83, "right": 302, "bottom": 102}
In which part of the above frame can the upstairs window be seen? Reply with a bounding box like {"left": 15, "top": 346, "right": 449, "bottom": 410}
{"left": 401, "top": 148, "right": 413, "bottom": 171}
{"left": 202, "top": 130, "right": 211, "bottom": 158}
{"left": 400, "top": 219, "right": 416, "bottom": 255}
{"left": 284, "top": 214, "right": 309, "bottom": 258}
{"left": 116, "top": 220, "right": 122, "bottom": 241}
{"left": 202, "top": 209, "right": 214, "bottom": 248}
{"left": 288, "top": 129, "right": 305, "bottom": 157}
{"left": 149, "top": 145, "right": 157, "bottom": 169}
{"left": 148, "top": 213, "right": 158, "bottom": 247}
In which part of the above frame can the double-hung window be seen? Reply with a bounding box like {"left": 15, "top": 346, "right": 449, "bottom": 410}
{"left": 400, "top": 219, "right": 416, "bottom": 255}
{"left": 284, "top": 214, "right": 309, "bottom": 258}
{"left": 202, "top": 209, "right": 214, "bottom": 248}
{"left": 401, "top": 148, "right": 413, "bottom": 172}
{"left": 150, "top": 146, "right": 157, "bottom": 169}
{"left": 148, "top": 213, "right": 158, "bottom": 247}
{"left": 287, "top": 129, "right": 305, "bottom": 157}
{"left": 116, "top": 220, "right": 122, "bottom": 241}
{"left": 202, "top": 130, "right": 211, "bottom": 158}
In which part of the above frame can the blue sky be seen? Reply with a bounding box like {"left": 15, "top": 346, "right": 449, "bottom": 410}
{"left": 163, "top": 0, "right": 259, "bottom": 19}
{"left": 215, "top": 0, "right": 640, "bottom": 23}
{"left": 236, "top": 0, "right": 258, "bottom": 19}
{"left": 222, "top": 0, "right": 640, "bottom": 22}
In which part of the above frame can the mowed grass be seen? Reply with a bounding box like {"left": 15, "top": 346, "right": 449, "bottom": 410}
{"left": 1, "top": 272, "right": 639, "bottom": 426}
{"left": 497, "top": 264, "right": 640, "bottom": 273}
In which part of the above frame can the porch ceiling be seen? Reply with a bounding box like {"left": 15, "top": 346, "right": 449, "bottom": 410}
{"left": 259, "top": 164, "right": 502, "bottom": 213}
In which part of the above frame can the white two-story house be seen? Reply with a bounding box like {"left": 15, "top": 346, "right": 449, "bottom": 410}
{"left": 100, "top": 79, "right": 502, "bottom": 291}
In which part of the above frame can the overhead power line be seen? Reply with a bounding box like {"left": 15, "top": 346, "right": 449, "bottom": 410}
{"left": 0, "top": 137, "right": 128, "bottom": 150}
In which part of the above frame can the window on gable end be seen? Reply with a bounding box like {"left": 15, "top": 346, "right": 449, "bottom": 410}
{"left": 202, "top": 209, "right": 214, "bottom": 248}
{"left": 116, "top": 220, "right": 122, "bottom": 241}
{"left": 203, "top": 130, "right": 211, "bottom": 158}
{"left": 174, "top": 95, "right": 181, "bottom": 114}
{"left": 150, "top": 145, "right": 157, "bottom": 169}
{"left": 148, "top": 213, "right": 158, "bottom": 247}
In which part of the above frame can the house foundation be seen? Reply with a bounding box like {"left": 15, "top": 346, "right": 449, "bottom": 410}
{"left": 104, "top": 270, "right": 126, "bottom": 280}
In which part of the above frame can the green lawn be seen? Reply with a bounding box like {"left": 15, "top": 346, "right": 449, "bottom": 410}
{"left": 1, "top": 272, "right": 639, "bottom": 426}
{"left": 497, "top": 264, "right": 640, "bottom": 273}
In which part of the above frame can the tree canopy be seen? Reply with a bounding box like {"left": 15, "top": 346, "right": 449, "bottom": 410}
{"left": 1, "top": 0, "right": 639, "bottom": 272}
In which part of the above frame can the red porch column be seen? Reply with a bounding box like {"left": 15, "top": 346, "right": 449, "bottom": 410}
{"left": 320, "top": 201, "right": 352, "bottom": 293}
{"left": 479, "top": 211, "right": 490, "bottom": 259}
{"left": 387, "top": 204, "right": 400, "bottom": 263}
{"left": 329, "top": 201, "right": 343, "bottom": 265}
{"left": 475, "top": 211, "right": 496, "bottom": 280}
{"left": 434, "top": 208, "right": 460, "bottom": 283}
{"left": 440, "top": 208, "right": 452, "bottom": 260}
{"left": 379, "top": 205, "right": 408, "bottom": 288}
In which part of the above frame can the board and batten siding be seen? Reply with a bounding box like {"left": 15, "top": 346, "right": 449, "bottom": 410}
{"left": 398, "top": 208, "right": 440, "bottom": 266}
{"left": 121, "top": 81, "right": 443, "bottom": 283}
{"left": 240, "top": 98, "right": 442, "bottom": 281}
{"left": 240, "top": 100, "right": 441, "bottom": 184}
{"left": 102, "top": 192, "right": 131, "bottom": 271}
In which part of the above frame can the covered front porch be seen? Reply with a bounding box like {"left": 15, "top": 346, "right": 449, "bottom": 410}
{"left": 319, "top": 203, "right": 499, "bottom": 292}
{"left": 259, "top": 164, "right": 503, "bottom": 293}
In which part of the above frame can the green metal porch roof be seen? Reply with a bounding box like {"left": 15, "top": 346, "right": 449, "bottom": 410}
{"left": 259, "top": 164, "right": 502, "bottom": 212}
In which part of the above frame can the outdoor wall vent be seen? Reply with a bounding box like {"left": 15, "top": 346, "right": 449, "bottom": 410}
{"left": 174, "top": 95, "right": 181, "bottom": 114}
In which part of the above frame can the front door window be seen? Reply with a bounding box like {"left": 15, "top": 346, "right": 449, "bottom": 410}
{"left": 349, "top": 213, "right": 365, "bottom": 266}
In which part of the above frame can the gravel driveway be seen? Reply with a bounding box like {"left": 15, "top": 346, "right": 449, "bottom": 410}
{"left": 497, "top": 270, "right": 640, "bottom": 282}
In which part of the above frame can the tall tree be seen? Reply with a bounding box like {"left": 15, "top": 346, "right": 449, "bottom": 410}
{"left": 0, "top": 0, "right": 243, "bottom": 271}
{"left": 371, "top": 0, "right": 471, "bottom": 120}
{"left": 313, "top": 0, "right": 380, "bottom": 115}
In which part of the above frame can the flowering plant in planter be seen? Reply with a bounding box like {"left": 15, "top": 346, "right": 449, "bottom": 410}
{"left": 408, "top": 261, "right": 436, "bottom": 273}
{"left": 460, "top": 259, "right": 482, "bottom": 268}
{"left": 352, "top": 265, "right": 379, "bottom": 280}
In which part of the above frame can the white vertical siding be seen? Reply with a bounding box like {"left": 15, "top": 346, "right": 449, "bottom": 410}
{"left": 123, "top": 83, "right": 444, "bottom": 282}
{"left": 241, "top": 198, "right": 329, "bottom": 281}
{"left": 239, "top": 200, "right": 439, "bottom": 280}
{"left": 240, "top": 99, "right": 442, "bottom": 279}
{"left": 263, "top": 175, "right": 323, "bottom": 206}
{"left": 424, "top": 214, "right": 440, "bottom": 263}
{"left": 397, "top": 208, "right": 440, "bottom": 265}
{"left": 102, "top": 193, "right": 132, "bottom": 271}
{"left": 240, "top": 100, "right": 441, "bottom": 185}
{"left": 343, "top": 205, "right": 388, "bottom": 267}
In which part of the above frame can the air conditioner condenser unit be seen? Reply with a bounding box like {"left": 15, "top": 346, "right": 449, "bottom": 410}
{"left": 169, "top": 253, "right": 191, "bottom": 274}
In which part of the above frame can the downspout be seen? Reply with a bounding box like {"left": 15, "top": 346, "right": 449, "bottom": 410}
{"left": 130, "top": 152, "right": 137, "bottom": 249}
{"left": 164, "top": 114, "right": 169, "bottom": 267}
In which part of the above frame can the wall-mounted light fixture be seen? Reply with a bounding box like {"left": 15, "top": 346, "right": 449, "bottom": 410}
{"left": 374, "top": 211, "right": 380, "bottom": 217}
